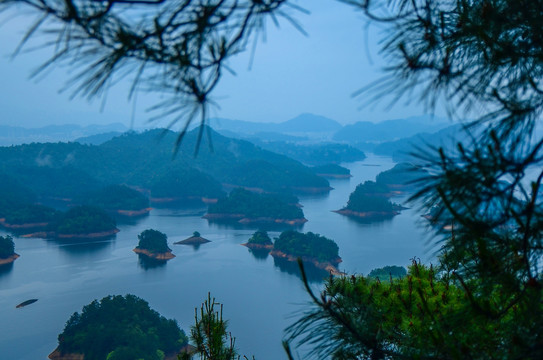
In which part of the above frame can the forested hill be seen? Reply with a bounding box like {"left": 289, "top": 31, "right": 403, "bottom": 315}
{"left": 0, "top": 128, "right": 330, "bottom": 200}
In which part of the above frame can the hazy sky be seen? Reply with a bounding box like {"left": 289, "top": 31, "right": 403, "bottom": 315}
{"left": 0, "top": 1, "right": 435, "bottom": 128}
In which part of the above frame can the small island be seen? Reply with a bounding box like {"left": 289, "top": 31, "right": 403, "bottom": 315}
{"left": 368, "top": 265, "right": 407, "bottom": 281}
{"left": 312, "top": 163, "right": 352, "bottom": 179}
{"left": 204, "top": 188, "right": 307, "bottom": 226}
{"left": 271, "top": 230, "right": 342, "bottom": 275}
{"left": 335, "top": 181, "right": 400, "bottom": 220}
{"left": 77, "top": 184, "right": 151, "bottom": 216}
{"left": 174, "top": 231, "right": 211, "bottom": 245}
{"left": 49, "top": 294, "right": 188, "bottom": 360}
{"left": 0, "top": 235, "right": 19, "bottom": 265}
{"left": 242, "top": 230, "right": 273, "bottom": 250}
{"left": 134, "top": 229, "right": 175, "bottom": 260}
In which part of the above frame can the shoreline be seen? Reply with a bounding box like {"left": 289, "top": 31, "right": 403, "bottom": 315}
{"left": 241, "top": 243, "right": 273, "bottom": 250}
{"left": 20, "top": 228, "right": 119, "bottom": 239}
{"left": 116, "top": 207, "right": 152, "bottom": 216}
{"left": 0, "top": 253, "right": 20, "bottom": 265}
{"left": 315, "top": 173, "right": 352, "bottom": 179}
{"left": 0, "top": 218, "right": 49, "bottom": 230}
{"left": 203, "top": 213, "right": 307, "bottom": 225}
{"left": 333, "top": 209, "right": 398, "bottom": 219}
{"left": 133, "top": 248, "right": 175, "bottom": 260}
{"left": 270, "top": 250, "right": 344, "bottom": 276}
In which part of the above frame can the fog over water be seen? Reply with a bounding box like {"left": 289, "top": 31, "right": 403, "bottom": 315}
{"left": 0, "top": 154, "right": 435, "bottom": 360}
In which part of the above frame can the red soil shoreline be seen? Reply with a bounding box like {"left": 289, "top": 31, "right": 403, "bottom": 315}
{"left": 270, "top": 250, "right": 344, "bottom": 276}
{"left": 333, "top": 209, "right": 398, "bottom": 219}
{"left": 133, "top": 248, "right": 175, "bottom": 260}
{"left": 0, "top": 253, "right": 20, "bottom": 265}
{"left": 203, "top": 213, "right": 307, "bottom": 225}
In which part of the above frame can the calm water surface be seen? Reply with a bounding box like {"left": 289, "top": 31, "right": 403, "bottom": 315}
{"left": 0, "top": 154, "right": 437, "bottom": 359}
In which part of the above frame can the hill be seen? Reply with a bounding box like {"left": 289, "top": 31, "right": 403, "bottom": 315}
{"left": 333, "top": 115, "right": 448, "bottom": 143}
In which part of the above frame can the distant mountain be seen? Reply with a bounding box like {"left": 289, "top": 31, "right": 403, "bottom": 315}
{"left": 373, "top": 124, "right": 464, "bottom": 161}
{"left": 0, "top": 123, "right": 128, "bottom": 146}
{"left": 75, "top": 131, "right": 124, "bottom": 145}
{"left": 333, "top": 115, "right": 449, "bottom": 143}
{"left": 0, "top": 128, "right": 331, "bottom": 202}
{"left": 278, "top": 113, "right": 343, "bottom": 133}
{"left": 210, "top": 113, "right": 342, "bottom": 137}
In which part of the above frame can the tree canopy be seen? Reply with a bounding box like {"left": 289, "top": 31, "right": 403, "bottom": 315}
{"left": 56, "top": 294, "right": 187, "bottom": 360}
{"left": 137, "top": 229, "right": 171, "bottom": 254}
{"left": 0, "top": 235, "right": 15, "bottom": 259}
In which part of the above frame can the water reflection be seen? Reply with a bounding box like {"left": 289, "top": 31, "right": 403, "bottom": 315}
{"left": 48, "top": 236, "right": 115, "bottom": 258}
{"left": 341, "top": 214, "right": 396, "bottom": 226}
{"left": 0, "top": 262, "right": 14, "bottom": 277}
{"left": 272, "top": 257, "right": 330, "bottom": 283}
{"left": 115, "top": 213, "right": 150, "bottom": 226}
{"left": 137, "top": 254, "right": 168, "bottom": 270}
{"left": 247, "top": 248, "right": 270, "bottom": 261}
{"left": 206, "top": 219, "right": 305, "bottom": 232}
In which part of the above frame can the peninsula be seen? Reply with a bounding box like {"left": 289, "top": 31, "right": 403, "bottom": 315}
{"left": 134, "top": 229, "right": 175, "bottom": 260}
{"left": 77, "top": 184, "right": 151, "bottom": 216}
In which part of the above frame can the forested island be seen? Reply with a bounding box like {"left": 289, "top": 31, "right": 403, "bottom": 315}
{"left": 375, "top": 162, "right": 428, "bottom": 192}
{"left": 76, "top": 185, "right": 151, "bottom": 216}
{"left": 134, "top": 229, "right": 175, "bottom": 260}
{"left": 368, "top": 265, "right": 407, "bottom": 281}
{"left": 204, "top": 188, "right": 307, "bottom": 226}
{"left": 271, "top": 231, "right": 342, "bottom": 274}
{"left": 242, "top": 230, "right": 273, "bottom": 250}
{"left": 0, "top": 235, "right": 19, "bottom": 265}
{"left": 335, "top": 181, "right": 400, "bottom": 220}
{"left": 51, "top": 206, "right": 119, "bottom": 239}
{"left": 49, "top": 294, "right": 188, "bottom": 360}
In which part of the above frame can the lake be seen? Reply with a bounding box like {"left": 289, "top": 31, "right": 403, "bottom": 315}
{"left": 0, "top": 154, "right": 437, "bottom": 360}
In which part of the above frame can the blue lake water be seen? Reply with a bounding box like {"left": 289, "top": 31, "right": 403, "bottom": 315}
{"left": 0, "top": 154, "right": 437, "bottom": 359}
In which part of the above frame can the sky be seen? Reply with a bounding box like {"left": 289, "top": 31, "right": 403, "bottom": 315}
{"left": 0, "top": 0, "right": 437, "bottom": 129}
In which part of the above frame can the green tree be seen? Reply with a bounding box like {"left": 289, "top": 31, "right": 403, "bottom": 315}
{"left": 3, "top": 1, "right": 543, "bottom": 359}
{"left": 179, "top": 293, "right": 253, "bottom": 360}
{"left": 137, "top": 229, "right": 171, "bottom": 253}
{"left": 0, "top": 235, "right": 15, "bottom": 258}
{"left": 285, "top": 1, "right": 543, "bottom": 359}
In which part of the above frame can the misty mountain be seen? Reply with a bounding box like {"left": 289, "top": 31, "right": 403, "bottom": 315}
{"left": 209, "top": 113, "right": 342, "bottom": 137}
{"left": 75, "top": 131, "right": 124, "bottom": 145}
{"left": 0, "top": 128, "right": 330, "bottom": 202}
{"left": 332, "top": 115, "right": 449, "bottom": 143}
{"left": 0, "top": 123, "right": 128, "bottom": 146}
{"left": 373, "top": 124, "right": 464, "bottom": 161}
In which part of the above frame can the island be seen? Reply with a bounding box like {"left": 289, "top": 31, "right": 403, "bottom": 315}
{"left": 134, "top": 229, "right": 175, "bottom": 260}
{"left": 271, "top": 230, "right": 343, "bottom": 275}
{"left": 76, "top": 184, "right": 151, "bottom": 216}
{"left": 174, "top": 231, "right": 211, "bottom": 245}
{"left": 242, "top": 230, "right": 273, "bottom": 250}
{"left": 368, "top": 265, "right": 407, "bottom": 281}
{"left": 48, "top": 294, "right": 188, "bottom": 360}
{"left": 52, "top": 206, "right": 119, "bottom": 239}
{"left": 0, "top": 235, "right": 19, "bottom": 265}
{"left": 334, "top": 181, "right": 400, "bottom": 220}
{"left": 312, "top": 163, "right": 352, "bottom": 179}
{"left": 375, "top": 162, "right": 428, "bottom": 193}
{"left": 203, "top": 188, "right": 307, "bottom": 226}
